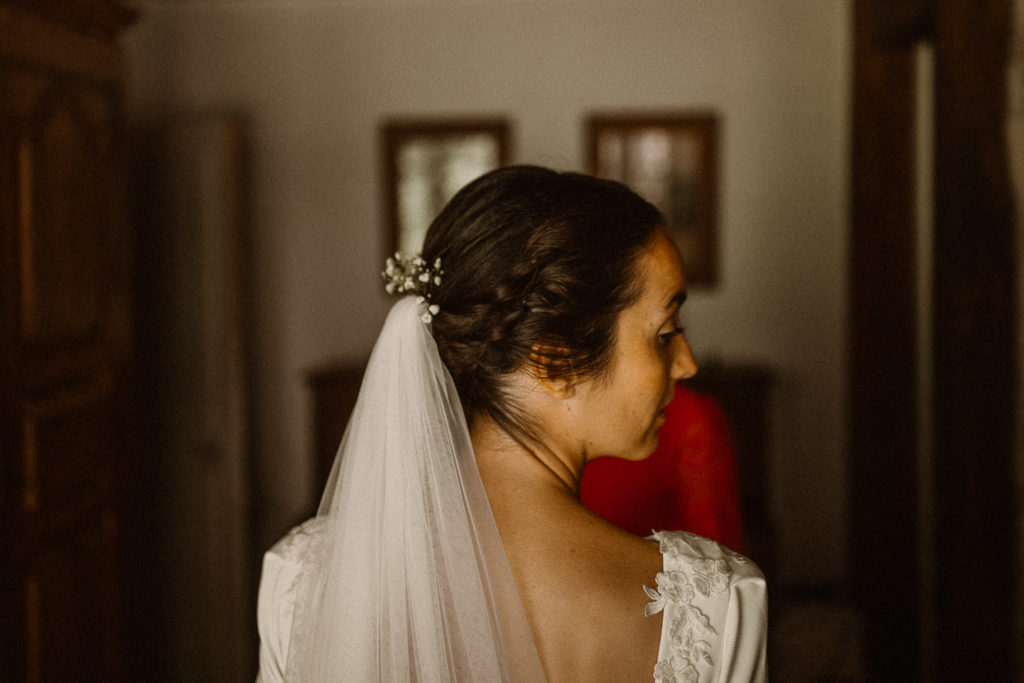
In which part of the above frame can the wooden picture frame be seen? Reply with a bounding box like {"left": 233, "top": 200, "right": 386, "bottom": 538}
{"left": 587, "top": 113, "right": 719, "bottom": 286}
{"left": 381, "top": 118, "right": 510, "bottom": 257}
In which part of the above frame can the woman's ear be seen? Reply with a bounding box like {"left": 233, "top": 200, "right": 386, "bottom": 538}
{"left": 528, "top": 340, "right": 576, "bottom": 398}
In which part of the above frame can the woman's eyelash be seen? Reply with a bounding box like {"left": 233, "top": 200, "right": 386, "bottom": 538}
{"left": 659, "top": 327, "right": 684, "bottom": 342}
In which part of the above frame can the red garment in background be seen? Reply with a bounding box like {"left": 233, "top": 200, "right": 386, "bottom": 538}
{"left": 579, "top": 383, "right": 745, "bottom": 553}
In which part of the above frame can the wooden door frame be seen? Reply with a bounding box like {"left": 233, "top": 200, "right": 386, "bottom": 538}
{"left": 931, "top": 1, "right": 1018, "bottom": 679}
{"left": 850, "top": 0, "right": 1018, "bottom": 679}
{"left": 849, "top": 1, "right": 923, "bottom": 678}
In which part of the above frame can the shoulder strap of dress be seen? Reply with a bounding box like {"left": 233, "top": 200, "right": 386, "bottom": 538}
{"left": 643, "top": 530, "right": 768, "bottom": 682}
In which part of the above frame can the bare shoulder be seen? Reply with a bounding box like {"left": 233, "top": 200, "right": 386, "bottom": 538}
{"left": 506, "top": 500, "right": 667, "bottom": 682}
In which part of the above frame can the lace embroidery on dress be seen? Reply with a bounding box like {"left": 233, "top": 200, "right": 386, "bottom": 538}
{"left": 643, "top": 531, "right": 738, "bottom": 683}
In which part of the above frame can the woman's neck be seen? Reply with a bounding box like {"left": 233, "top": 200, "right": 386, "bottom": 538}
{"left": 469, "top": 415, "right": 584, "bottom": 499}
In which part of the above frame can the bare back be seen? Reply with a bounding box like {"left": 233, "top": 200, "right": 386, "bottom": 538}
{"left": 476, "top": 443, "right": 665, "bottom": 682}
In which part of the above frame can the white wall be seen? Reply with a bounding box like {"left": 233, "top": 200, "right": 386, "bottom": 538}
{"left": 126, "top": 0, "right": 851, "bottom": 588}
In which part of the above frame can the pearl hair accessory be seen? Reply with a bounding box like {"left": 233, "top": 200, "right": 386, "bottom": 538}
{"left": 382, "top": 252, "right": 443, "bottom": 323}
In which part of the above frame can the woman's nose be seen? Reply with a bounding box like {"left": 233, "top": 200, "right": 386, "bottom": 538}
{"left": 672, "top": 334, "right": 698, "bottom": 380}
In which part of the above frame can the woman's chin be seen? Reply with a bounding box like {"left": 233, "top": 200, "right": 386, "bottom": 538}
{"left": 618, "top": 434, "right": 660, "bottom": 462}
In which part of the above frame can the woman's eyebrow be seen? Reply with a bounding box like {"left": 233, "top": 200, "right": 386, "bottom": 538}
{"left": 666, "top": 290, "right": 687, "bottom": 309}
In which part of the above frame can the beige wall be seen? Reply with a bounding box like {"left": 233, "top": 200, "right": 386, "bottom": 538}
{"left": 126, "top": 0, "right": 851, "bottom": 588}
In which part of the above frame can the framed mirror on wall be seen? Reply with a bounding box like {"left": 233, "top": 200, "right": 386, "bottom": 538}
{"left": 587, "top": 113, "right": 719, "bottom": 286}
{"left": 381, "top": 118, "right": 510, "bottom": 256}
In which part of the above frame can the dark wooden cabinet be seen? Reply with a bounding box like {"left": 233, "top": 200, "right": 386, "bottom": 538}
{"left": 688, "top": 363, "right": 774, "bottom": 579}
{"left": 306, "top": 363, "right": 366, "bottom": 507}
{"left": 0, "top": 2, "right": 134, "bottom": 679}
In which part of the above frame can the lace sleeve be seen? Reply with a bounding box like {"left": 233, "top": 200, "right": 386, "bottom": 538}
{"left": 643, "top": 531, "right": 767, "bottom": 682}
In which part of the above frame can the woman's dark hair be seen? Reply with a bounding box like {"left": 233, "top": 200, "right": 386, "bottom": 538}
{"left": 421, "top": 165, "right": 663, "bottom": 442}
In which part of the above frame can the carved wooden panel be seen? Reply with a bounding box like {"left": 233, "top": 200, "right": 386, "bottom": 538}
{"left": 24, "top": 509, "right": 121, "bottom": 682}
{"left": 17, "top": 84, "right": 115, "bottom": 345}
{"left": 21, "top": 379, "right": 114, "bottom": 519}
{"left": 1, "top": 2, "right": 132, "bottom": 680}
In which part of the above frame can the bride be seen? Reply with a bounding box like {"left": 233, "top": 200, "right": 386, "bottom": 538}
{"left": 257, "top": 166, "right": 766, "bottom": 682}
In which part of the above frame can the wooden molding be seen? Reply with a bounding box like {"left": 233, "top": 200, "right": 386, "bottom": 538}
{"left": 0, "top": 4, "right": 126, "bottom": 84}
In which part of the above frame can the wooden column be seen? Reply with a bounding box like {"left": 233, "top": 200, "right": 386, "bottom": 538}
{"left": 931, "top": 0, "right": 1017, "bottom": 679}
{"left": 849, "top": 1, "right": 923, "bottom": 678}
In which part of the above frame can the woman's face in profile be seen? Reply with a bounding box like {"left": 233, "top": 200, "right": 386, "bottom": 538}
{"left": 568, "top": 228, "right": 697, "bottom": 463}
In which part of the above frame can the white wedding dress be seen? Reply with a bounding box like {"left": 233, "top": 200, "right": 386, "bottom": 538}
{"left": 256, "top": 522, "right": 766, "bottom": 682}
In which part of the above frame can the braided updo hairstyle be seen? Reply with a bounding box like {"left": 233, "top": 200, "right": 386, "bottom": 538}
{"left": 421, "top": 165, "right": 663, "bottom": 444}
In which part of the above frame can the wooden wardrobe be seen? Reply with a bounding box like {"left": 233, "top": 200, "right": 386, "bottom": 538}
{"left": 0, "top": 1, "right": 136, "bottom": 679}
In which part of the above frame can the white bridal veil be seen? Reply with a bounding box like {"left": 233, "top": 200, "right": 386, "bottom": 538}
{"left": 283, "top": 297, "right": 545, "bottom": 681}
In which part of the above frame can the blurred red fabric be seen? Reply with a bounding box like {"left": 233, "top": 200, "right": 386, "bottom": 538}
{"left": 579, "top": 383, "right": 745, "bottom": 553}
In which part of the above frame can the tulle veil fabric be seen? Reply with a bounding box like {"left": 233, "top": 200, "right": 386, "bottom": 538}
{"left": 284, "top": 297, "right": 545, "bottom": 681}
